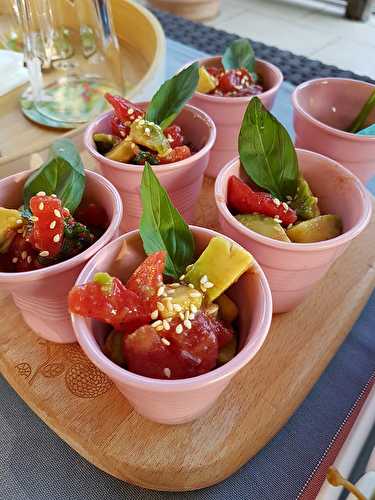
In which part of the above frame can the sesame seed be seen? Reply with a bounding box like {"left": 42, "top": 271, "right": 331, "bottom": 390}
{"left": 204, "top": 281, "right": 214, "bottom": 289}
{"left": 16, "top": 219, "right": 23, "bottom": 225}
{"left": 155, "top": 325, "right": 164, "bottom": 331}
{"left": 36, "top": 191, "right": 46, "bottom": 196}
{"left": 27, "top": 256, "right": 32, "bottom": 264}
{"left": 151, "top": 310, "right": 159, "bottom": 320}
{"left": 169, "top": 283, "right": 180, "bottom": 288}
{"left": 286, "top": 195, "right": 292, "bottom": 201}
{"left": 64, "top": 207, "right": 70, "bottom": 215}
{"left": 167, "top": 301, "right": 174, "bottom": 313}
{"left": 184, "top": 319, "right": 192, "bottom": 329}
{"left": 162, "top": 320, "right": 170, "bottom": 331}
{"left": 190, "top": 304, "right": 197, "bottom": 314}
{"left": 145, "top": 127, "right": 151, "bottom": 136}
{"left": 287, "top": 223, "right": 293, "bottom": 230}
{"left": 200, "top": 284, "right": 207, "bottom": 293}
{"left": 179, "top": 274, "right": 185, "bottom": 281}
{"left": 139, "top": 119, "right": 145, "bottom": 126}
{"left": 274, "top": 216, "right": 281, "bottom": 222}
{"left": 282, "top": 202, "right": 289, "bottom": 211}
{"left": 39, "top": 250, "right": 49, "bottom": 257}
{"left": 130, "top": 143, "right": 136, "bottom": 150}
{"left": 21, "top": 251, "right": 27, "bottom": 260}
{"left": 51, "top": 194, "right": 57, "bottom": 198}
{"left": 179, "top": 312, "right": 185, "bottom": 321}
{"left": 189, "top": 313, "right": 195, "bottom": 320}
{"left": 53, "top": 234, "right": 60, "bottom": 243}
{"left": 167, "top": 288, "right": 175, "bottom": 295}
{"left": 175, "top": 324, "right": 183, "bottom": 334}
{"left": 152, "top": 320, "right": 162, "bottom": 327}
{"left": 173, "top": 303, "right": 182, "bottom": 312}
{"left": 163, "top": 367, "right": 171, "bottom": 378}
{"left": 186, "top": 264, "right": 193, "bottom": 271}
{"left": 200, "top": 275, "right": 208, "bottom": 284}
{"left": 188, "top": 283, "right": 195, "bottom": 289}
{"left": 12, "top": 257, "right": 18, "bottom": 263}
{"left": 38, "top": 202, "right": 44, "bottom": 211}
{"left": 54, "top": 209, "right": 61, "bottom": 218}
{"left": 190, "top": 291, "right": 201, "bottom": 298}
{"left": 50, "top": 220, "right": 56, "bottom": 229}
{"left": 157, "top": 286, "right": 165, "bottom": 297}
{"left": 128, "top": 108, "right": 134, "bottom": 115}
{"left": 206, "top": 304, "right": 218, "bottom": 316}
{"left": 30, "top": 216, "right": 38, "bottom": 222}
{"left": 273, "top": 198, "right": 281, "bottom": 206}
{"left": 157, "top": 301, "right": 165, "bottom": 312}
{"left": 161, "top": 337, "right": 170, "bottom": 346}
{"left": 184, "top": 310, "right": 190, "bottom": 321}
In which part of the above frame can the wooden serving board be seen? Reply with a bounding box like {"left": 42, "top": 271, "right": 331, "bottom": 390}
{"left": 1, "top": 177, "right": 375, "bottom": 492}
{"left": 0, "top": 0, "right": 166, "bottom": 163}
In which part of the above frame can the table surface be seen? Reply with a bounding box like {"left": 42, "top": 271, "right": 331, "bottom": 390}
{"left": 1, "top": 18, "right": 375, "bottom": 500}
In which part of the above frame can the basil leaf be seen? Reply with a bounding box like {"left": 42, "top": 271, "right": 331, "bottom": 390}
{"left": 238, "top": 97, "right": 298, "bottom": 200}
{"left": 347, "top": 88, "right": 375, "bottom": 133}
{"left": 140, "top": 163, "right": 195, "bottom": 278}
{"left": 145, "top": 62, "right": 200, "bottom": 130}
{"left": 23, "top": 139, "right": 85, "bottom": 213}
{"left": 222, "top": 38, "right": 257, "bottom": 81}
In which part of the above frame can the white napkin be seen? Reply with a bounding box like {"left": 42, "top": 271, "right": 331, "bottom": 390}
{"left": 0, "top": 49, "right": 29, "bottom": 96}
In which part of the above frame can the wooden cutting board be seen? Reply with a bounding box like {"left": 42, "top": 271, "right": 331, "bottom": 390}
{"left": 1, "top": 177, "right": 374, "bottom": 492}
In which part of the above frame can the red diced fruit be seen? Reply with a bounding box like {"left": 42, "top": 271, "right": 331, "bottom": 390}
{"left": 4, "top": 234, "right": 40, "bottom": 272}
{"left": 218, "top": 68, "right": 254, "bottom": 95}
{"left": 158, "top": 145, "right": 191, "bottom": 164}
{"left": 206, "top": 66, "right": 221, "bottom": 78}
{"left": 123, "top": 312, "right": 219, "bottom": 379}
{"left": 105, "top": 93, "right": 144, "bottom": 125}
{"left": 126, "top": 251, "right": 166, "bottom": 314}
{"left": 204, "top": 314, "right": 233, "bottom": 349}
{"left": 75, "top": 203, "right": 108, "bottom": 229}
{"left": 164, "top": 125, "right": 184, "bottom": 149}
{"left": 228, "top": 176, "right": 297, "bottom": 226}
{"left": 28, "top": 194, "right": 65, "bottom": 257}
{"left": 69, "top": 273, "right": 149, "bottom": 333}
{"left": 111, "top": 115, "right": 129, "bottom": 138}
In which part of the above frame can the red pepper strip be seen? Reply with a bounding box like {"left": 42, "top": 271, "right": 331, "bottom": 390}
{"left": 227, "top": 175, "right": 297, "bottom": 226}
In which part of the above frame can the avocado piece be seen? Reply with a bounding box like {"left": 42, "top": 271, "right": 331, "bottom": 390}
{"left": 103, "top": 330, "right": 126, "bottom": 367}
{"left": 159, "top": 284, "right": 203, "bottom": 320}
{"left": 217, "top": 336, "right": 237, "bottom": 366}
{"left": 105, "top": 138, "right": 139, "bottom": 162}
{"left": 93, "top": 133, "right": 120, "bottom": 155}
{"left": 184, "top": 237, "right": 253, "bottom": 303}
{"left": 235, "top": 214, "right": 290, "bottom": 242}
{"left": 197, "top": 66, "right": 217, "bottom": 94}
{"left": 290, "top": 176, "right": 320, "bottom": 220}
{"left": 0, "top": 208, "right": 22, "bottom": 253}
{"left": 287, "top": 215, "right": 342, "bottom": 243}
{"left": 216, "top": 294, "right": 239, "bottom": 323}
{"left": 129, "top": 119, "right": 171, "bottom": 156}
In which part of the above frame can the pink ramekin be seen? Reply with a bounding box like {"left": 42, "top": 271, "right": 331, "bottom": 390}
{"left": 187, "top": 55, "right": 283, "bottom": 178}
{"left": 215, "top": 150, "right": 372, "bottom": 314}
{"left": 71, "top": 226, "right": 272, "bottom": 425}
{"left": 0, "top": 170, "right": 122, "bottom": 343}
{"left": 84, "top": 103, "right": 216, "bottom": 232}
{"left": 292, "top": 78, "right": 375, "bottom": 184}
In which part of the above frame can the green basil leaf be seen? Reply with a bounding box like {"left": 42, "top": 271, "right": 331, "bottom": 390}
{"left": 238, "top": 97, "right": 299, "bottom": 200}
{"left": 145, "top": 62, "right": 200, "bottom": 130}
{"left": 222, "top": 38, "right": 257, "bottom": 81}
{"left": 140, "top": 163, "right": 195, "bottom": 278}
{"left": 23, "top": 139, "right": 85, "bottom": 213}
{"left": 347, "top": 88, "right": 375, "bottom": 133}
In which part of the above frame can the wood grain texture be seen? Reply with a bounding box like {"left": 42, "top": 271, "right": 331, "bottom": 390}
{"left": 0, "top": 0, "right": 165, "bottom": 163}
{"left": 1, "top": 177, "right": 375, "bottom": 492}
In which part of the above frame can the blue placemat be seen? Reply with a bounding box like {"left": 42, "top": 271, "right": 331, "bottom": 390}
{"left": 1, "top": 39, "right": 374, "bottom": 500}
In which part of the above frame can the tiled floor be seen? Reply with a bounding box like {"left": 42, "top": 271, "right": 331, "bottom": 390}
{"left": 141, "top": 0, "right": 375, "bottom": 79}
{"left": 205, "top": 0, "right": 375, "bottom": 79}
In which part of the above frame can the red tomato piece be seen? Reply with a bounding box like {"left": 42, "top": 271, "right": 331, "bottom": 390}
{"left": 204, "top": 313, "right": 233, "bottom": 348}
{"left": 28, "top": 195, "right": 65, "bottom": 257}
{"left": 126, "top": 251, "right": 166, "bottom": 314}
{"left": 75, "top": 203, "right": 108, "bottom": 229}
{"left": 4, "top": 234, "right": 40, "bottom": 272}
{"left": 123, "top": 312, "right": 219, "bottom": 379}
{"left": 206, "top": 66, "right": 221, "bottom": 79}
{"left": 158, "top": 145, "right": 191, "bottom": 165}
{"left": 69, "top": 277, "right": 149, "bottom": 333}
{"left": 227, "top": 176, "right": 297, "bottom": 226}
{"left": 111, "top": 115, "right": 129, "bottom": 139}
{"left": 218, "top": 68, "right": 258, "bottom": 95}
{"left": 164, "top": 125, "right": 184, "bottom": 149}
{"left": 105, "top": 93, "right": 144, "bottom": 124}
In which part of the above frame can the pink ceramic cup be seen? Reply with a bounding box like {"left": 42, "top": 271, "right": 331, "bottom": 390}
{"left": 292, "top": 78, "right": 375, "bottom": 184}
{"left": 0, "top": 170, "right": 122, "bottom": 343}
{"left": 215, "top": 150, "right": 372, "bottom": 314}
{"left": 71, "top": 227, "right": 272, "bottom": 425}
{"left": 188, "top": 56, "right": 283, "bottom": 178}
{"left": 84, "top": 103, "right": 216, "bottom": 232}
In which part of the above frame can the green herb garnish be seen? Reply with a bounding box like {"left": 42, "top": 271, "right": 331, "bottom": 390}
{"left": 145, "top": 62, "right": 200, "bottom": 130}
{"left": 139, "top": 162, "right": 195, "bottom": 278}
{"left": 238, "top": 97, "right": 298, "bottom": 200}
{"left": 222, "top": 38, "right": 257, "bottom": 82}
{"left": 23, "top": 139, "right": 85, "bottom": 213}
{"left": 347, "top": 88, "right": 375, "bottom": 134}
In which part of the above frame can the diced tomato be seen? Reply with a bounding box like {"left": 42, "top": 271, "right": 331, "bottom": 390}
{"left": 123, "top": 312, "right": 219, "bottom": 379}
{"left": 69, "top": 276, "right": 149, "bottom": 333}
{"left": 28, "top": 195, "right": 65, "bottom": 257}
{"left": 4, "top": 234, "right": 40, "bottom": 272}
{"left": 111, "top": 115, "right": 129, "bottom": 138}
{"left": 206, "top": 66, "right": 221, "bottom": 79}
{"left": 158, "top": 145, "right": 191, "bottom": 164}
{"left": 203, "top": 314, "right": 233, "bottom": 349}
{"left": 164, "top": 125, "right": 184, "bottom": 149}
{"left": 126, "top": 251, "right": 166, "bottom": 314}
{"left": 74, "top": 203, "right": 108, "bottom": 229}
{"left": 227, "top": 176, "right": 297, "bottom": 226}
{"left": 218, "top": 68, "right": 257, "bottom": 95}
{"left": 105, "top": 94, "right": 144, "bottom": 124}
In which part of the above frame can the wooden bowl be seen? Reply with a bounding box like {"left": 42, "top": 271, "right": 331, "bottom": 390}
{"left": 146, "top": 0, "right": 220, "bottom": 21}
